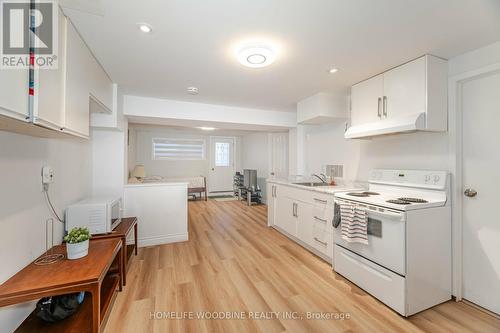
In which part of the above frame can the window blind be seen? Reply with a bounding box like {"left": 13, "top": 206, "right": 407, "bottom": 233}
{"left": 152, "top": 138, "right": 205, "bottom": 160}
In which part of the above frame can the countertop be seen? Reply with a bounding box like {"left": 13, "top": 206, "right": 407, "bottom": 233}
{"left": 266, "top": 178, "right": 363, "bottom": 195}
{"left": 124, "top": 182, "right": 189, "bottom": 188}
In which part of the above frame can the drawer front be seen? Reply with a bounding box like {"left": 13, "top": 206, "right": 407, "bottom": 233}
{"left": 334, "top": 245, "right": 406, "bottom": 315}
{"left": 309, "top": 192, "right": 334, "bottom": 208}
{"left": 312, "top": 206, "right": 333, "bottom": 229}
{"left": 312, "top": 224, "right": 334, "bottom": 258}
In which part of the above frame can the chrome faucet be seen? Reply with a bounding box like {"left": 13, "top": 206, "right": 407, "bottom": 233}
{"left": 312, "top": 173, "right": 327, "bottom": 183}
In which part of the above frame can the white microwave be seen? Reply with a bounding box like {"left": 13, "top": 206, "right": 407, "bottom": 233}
{"left": 65, "top": 197, "right": 122, "bottom": 235}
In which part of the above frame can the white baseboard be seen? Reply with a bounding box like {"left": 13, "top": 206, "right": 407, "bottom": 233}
{"left": 138, "top": 233, "right": 188, "bottom": 247}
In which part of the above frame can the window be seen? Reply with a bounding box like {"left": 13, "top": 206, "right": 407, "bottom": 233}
{"left": 152, "top": 138, "right": 205, "bottom": 160}
{"left": 215, "top": 142, "right": 230, "bottom": 166}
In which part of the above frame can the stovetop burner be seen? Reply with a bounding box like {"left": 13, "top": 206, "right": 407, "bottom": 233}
{"left": 347, "top": 192, "right": 369, "bottom": 197}
{"left": 398, "top": 197, "right": 428, "bottom": 203}
{"left": 346, "top": 191, "right": 380, "bottom": 197}
{"left": 386, "top": 199, "right": 412, "bottom": 205}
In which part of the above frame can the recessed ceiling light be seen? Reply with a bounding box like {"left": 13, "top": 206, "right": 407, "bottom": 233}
{"left": 237, "top": 43, "right": 277, "bottom": 68}
{"left": 137, "top": 23, "right": 152, "bottom": 33}
{"left": 197, "top": 127, "right": 216, "bottom": 131}
{"left": 187, "top": 87, "right": 199, "bottom": 95}
{"left": 329, "top": 68, "right": 339, "bottom": 74}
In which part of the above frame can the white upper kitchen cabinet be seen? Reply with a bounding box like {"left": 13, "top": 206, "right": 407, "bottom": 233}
{"left": 31, "top": 7, "right": 67, "bottom": 130}
{"left": 63, "top": 20, "right": 93, "bottom": 138}
{"left": 0, "top": 69, "right": 29, "bottom": 122}
{"left": 346, "top": 55, "right": 447, "bottom": 139}
{"left": 350, "top": 74, "right": 384, "bottom": 127}
{"left": 383, "top": 56, "right": 426, "bottom": 119}
{"left": 88, "top": 54, "right": 113, "bottom": 114}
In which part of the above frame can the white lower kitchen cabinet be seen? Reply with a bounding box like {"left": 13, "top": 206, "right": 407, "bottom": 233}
{"left": 275, "top": 196, "right": 297, "bottom": 237}
{"left": 296, "top": 202, "right": 313, "bottom": 246}
{"left": 267, "top": 183, "right": 277, "bottom": 227}
{"left": 267, "top": 180, "right": 353, "bottom": 263}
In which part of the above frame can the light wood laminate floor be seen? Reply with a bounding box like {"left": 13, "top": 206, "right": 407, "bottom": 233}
{"left": 104, "top": 200, "right": 500, "bottom": 333}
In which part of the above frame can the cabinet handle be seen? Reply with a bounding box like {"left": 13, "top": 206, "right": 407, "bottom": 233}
{"left": 383, "top": 96, "right": 387, "bottom": 117}
{"left": 314, "top": 237, "right": 328, "bottom": 246}
{"left": 377, "top": 97, "right": 382, "bottom": 118}
{"left": 313, "top": 198, "right": 327, "bottom": 204}
{"left": 292, "top": 203, "right": 296, "bottom": 217}
{"left": 295, "top": 203, "right": 299, "bottom": 218}
{"left": 314, "top": 216, "right": 327, "bottom": 223}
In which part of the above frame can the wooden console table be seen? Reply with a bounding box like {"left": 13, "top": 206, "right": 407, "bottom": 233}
{"left": 91, "top": 217, "right": 138, "bottom": 286}
{"left": 0, "top": 239, "right": 122, "bottom": 333}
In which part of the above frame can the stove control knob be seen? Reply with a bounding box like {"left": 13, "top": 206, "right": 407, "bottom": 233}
{"left": 433, "top": 175, "right": 440, "bottom": 183}
{"left": 424, "top": 175, "right": 431, "bottom": 183}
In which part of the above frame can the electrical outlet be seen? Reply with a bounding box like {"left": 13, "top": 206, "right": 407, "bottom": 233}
{"left": 326, "top": 164, "right": 344, "bottom": 178}
{"left": 42, "top": 166, "right": 54, "bottom": 184}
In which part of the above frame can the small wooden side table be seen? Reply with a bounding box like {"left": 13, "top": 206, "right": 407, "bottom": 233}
{"left": 91, "top": 217, "right": 138, "bottom": 286}
{"left": 0, "top": 239, "right": 122, "bottom": 333}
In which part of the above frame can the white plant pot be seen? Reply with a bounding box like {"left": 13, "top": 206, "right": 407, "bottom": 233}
{"left": 66, "top": 240, "right": 89, "bottom": 260}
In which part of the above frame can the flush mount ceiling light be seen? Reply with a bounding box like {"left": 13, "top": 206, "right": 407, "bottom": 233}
{"left": 329, "top": 68, "right": 339, "bottom": 74}
{"left": 187, "top": 87, "right": 199, "bottom": 95}
{"left": 137, "top": 23, "right": 152, "bottom": 33}
{"left": 236, "top": 43, "right": 277, "bottom": 68}
{"left": 197, "top": 127, "right": 216, "bottom": 131}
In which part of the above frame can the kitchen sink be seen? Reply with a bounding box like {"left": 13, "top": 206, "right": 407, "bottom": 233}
{"left": 293, "top": 182, "right": 330, "bottom": 187}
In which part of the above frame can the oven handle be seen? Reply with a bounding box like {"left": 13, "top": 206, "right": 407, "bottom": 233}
{"left": 334, "top": 199, "right": 405, "bottom": 221}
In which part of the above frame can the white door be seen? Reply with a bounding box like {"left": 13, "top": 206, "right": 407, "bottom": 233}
{"left": 462, "top": 69, "right": 500, "bottom": 315}
{"left": 350, "top": 74, "right": 384, "bottom": 126}
{"left": 269, "top": 133, "right": 289, "bottom": 178}
{"left": 383, "top": 56, "right": 426, "bottom": 119}
{"left": 208, "top": 137, "right": 235, "bottom": 193}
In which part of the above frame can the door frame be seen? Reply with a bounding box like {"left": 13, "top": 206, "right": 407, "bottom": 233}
{"left": 208, "top": 136, "right": 236, "bottom": 194}
{"left": 448, "top": 61, "right": 500, "bottom": 300}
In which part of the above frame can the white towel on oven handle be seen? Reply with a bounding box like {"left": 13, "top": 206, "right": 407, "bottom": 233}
{"left": 339, "top": 202, "right": 369, "bottom": 245}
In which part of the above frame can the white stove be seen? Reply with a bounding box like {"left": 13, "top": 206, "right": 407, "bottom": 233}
{"left": 333, "top": 169, "right": 451, "bottom": 317}
{"left": 335, "top": 169, "right": 448, "bottom": 211}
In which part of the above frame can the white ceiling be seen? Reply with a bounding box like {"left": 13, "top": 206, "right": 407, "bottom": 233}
{"left": 64, "top": 0, "right": 500, "bottom": 112}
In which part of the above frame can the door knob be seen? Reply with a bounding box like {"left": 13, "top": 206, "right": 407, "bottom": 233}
{"left": 464, "top": 189, "right": 477, "bottom": 197}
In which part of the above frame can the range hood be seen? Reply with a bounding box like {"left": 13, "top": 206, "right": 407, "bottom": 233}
{"left": 344, "top": 112, "right": 426, "bottom": 139}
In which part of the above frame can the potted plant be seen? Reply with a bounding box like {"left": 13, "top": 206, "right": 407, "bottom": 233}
{"left": 64, "top": 227, "right": 91, "bottom": 260}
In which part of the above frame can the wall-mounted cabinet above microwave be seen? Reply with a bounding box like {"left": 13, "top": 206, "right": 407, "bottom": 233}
{"left": 345, "top": 55, "right": 447, "bottom": 139}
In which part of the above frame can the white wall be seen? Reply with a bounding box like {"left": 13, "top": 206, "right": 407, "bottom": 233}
{"left": 91, "top": 128, "right": 127, "bottom": 197}
{"left": 297, "top": 41, "right": 500, "bottom": 182}
{"left": 124, "top": 95, "right": 296, "bottom": 129}
{"left": 302, "top": 122, "right": 449, "bottom": 182}
{"left": 241, "top": 132, "right": 270, "bottom": 203}
{"left": 130, "top": 126, "right": 243, "bottom": 179}
{"left": 127, "top": 126, "right": 137, "bottom": 176}
{"left": 0, "top": 131, "right": 92, "bottom": 333}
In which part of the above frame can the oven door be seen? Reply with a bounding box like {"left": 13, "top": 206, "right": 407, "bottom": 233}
{"left": 334, "top": 199, "right": 406, "bottom": 275}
